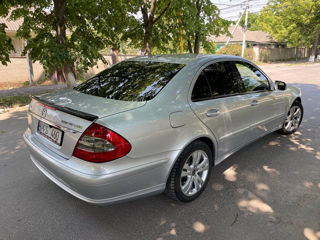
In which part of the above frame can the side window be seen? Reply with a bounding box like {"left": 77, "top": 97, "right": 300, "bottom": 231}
{"left": 191, "top": 72, "right": 211, "bottom": 101}
{"left": 204, "top": 61, "right": 242, "bottom": 96}
{"left": 235, "top": 62, "right": 270, "bottom": 92}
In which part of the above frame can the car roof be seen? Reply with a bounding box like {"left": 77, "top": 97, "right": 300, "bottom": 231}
{"left": 127, "top": 54, "right": 246, "bottom": 65}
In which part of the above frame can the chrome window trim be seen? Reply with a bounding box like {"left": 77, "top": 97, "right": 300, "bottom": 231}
{"left": 191, "top": 89, "right": 273, "bottom": 102}
{"left": 189, "top": 59, "right": 275, "bottom": 103}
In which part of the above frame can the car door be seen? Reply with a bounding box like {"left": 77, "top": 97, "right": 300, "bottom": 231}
{"left": 189, "top": 61, "right": 255, "bottom": 162}
{"left": 234, "top": 61, "right": 285, "bottom": 141}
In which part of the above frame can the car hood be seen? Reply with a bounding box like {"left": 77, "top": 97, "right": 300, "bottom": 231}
{"left": 37, "top": 89, "right": 146, "bottom": 118}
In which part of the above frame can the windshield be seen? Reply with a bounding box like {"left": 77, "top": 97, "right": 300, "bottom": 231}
{"left": 75, "top": 61, "right": 185, "bottom": 101}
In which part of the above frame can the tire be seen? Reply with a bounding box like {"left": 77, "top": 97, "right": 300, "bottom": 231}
{"left": 277, "top": 101, "right": 303, "bottom": 135}
{"left": 165, "top": 140, "right": 213, "bottom": 202}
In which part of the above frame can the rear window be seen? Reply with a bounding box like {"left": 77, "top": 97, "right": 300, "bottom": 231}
{"left": 75, "top": 61, "right": 185, "bottom": 101}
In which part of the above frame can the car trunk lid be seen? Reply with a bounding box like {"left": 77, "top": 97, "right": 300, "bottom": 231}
{"left": 36, "top": 89, "right": 146, "bottom": 119}
{"left": 28, "top": 89, "right": 145, "bottom": 159}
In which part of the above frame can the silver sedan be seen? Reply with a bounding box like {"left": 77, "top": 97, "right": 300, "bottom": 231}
{"left": 24, "top": 54, "right": 303, "bottom": 204}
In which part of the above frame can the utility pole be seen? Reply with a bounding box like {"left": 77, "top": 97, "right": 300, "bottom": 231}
{"left": 178, "top": 12, "right": 183, "bottom": 54}
{"left": 241, "top": 0, "right": 249, "bottom": 58}
{"left": 25, "top": 40, "right": 34, "bottom": 85}
{"left": 225, "top": 10, "right": 245, "bottom": 46}
{"left": 179, "top": 29, "right": 183, "bottom": 54}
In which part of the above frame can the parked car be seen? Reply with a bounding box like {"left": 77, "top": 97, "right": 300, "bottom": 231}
{"left": 24, "top": 54, "right": 303, "bottom": 204}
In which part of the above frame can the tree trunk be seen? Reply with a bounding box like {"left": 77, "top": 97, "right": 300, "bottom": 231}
{"left": 25, "top": 40, "right": 34, "bottom": 85}
{"left": 194, "top": 32, "right": 200, "bottom": 54}
{"left": 63, "top": 64, "right": 76, "bottom": 88}
{"left": 309, "top": 28, "right": 320, "bottom": 62}
{"left": 187, "top": 38, "right": 193, "bottom": 53}
{"left": 56, "top": 69, "right": 65, "bottom": 84}
{"left": 141, "top": 0, "right": 170, "bottom": 55}
{"left": 141, "top": 0, "right": 155, "bottom": 55}
{"left": 193, "top": 0, "right": 201, "bottom": 54}
{"left": 54, "top": 0, "right": 76, "bottom": 87}
{"left": 143, "top": 23, "right": 153, "bottom": 55}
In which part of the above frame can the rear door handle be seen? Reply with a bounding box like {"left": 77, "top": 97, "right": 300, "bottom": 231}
{"left": 206, "top": 109, "right": 219, "bottom": 117}
{"left": 251, "top": 100, "right": 259, "bottom": 106}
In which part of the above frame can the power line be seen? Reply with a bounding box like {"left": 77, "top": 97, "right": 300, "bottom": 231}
{"left": 222, "top": 10, "right": 261, "bottom": 19}
{"left": 219, "top": 1, "right": 247, "bottom": 10}
{"left": 220, "top": 2, "right": 266, "bottom": 12}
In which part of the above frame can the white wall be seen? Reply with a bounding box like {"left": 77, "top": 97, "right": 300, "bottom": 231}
{"left": 0, "top": 55, "right": 139, "bottom": 86}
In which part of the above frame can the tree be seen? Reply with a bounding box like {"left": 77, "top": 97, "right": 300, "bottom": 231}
{"left": 123, "top": 0, "right": 229, "bottom": 55}
{"left": 0, "top": 3, "right": 15, "bottom": 65}
{"left": 1, "top": 0, "right": 127, "bottom": 87}
{"left": 172, "top": 0, "right": 229, "bottom": 54}
{"left": 258, "top": 0, "right": 320, "bottom": 61}
{"left": 239, "top": 12, "right": 261, "bottom": 31}
{"left": 0, "top": 23, "right": 14, "bottom": 65}
{"left": 123, "top": 0, "right": 172, "bottom": 55}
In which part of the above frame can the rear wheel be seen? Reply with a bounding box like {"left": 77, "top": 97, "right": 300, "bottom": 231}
{"left": 277, "top": 101, "right": 303, "bottom": 135}
{"left": 165, "top": 141, "right": 213, "bottom": 202}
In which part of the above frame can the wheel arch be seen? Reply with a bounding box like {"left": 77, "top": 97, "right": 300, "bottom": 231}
{"left": 196, "top": 137, "right": 215, "bottom": 161}
{"left": 165, "top": 135, "right": 217, "bottom": 185}
{"left": 294, "top": 97, "right": 302, "bottom": 103}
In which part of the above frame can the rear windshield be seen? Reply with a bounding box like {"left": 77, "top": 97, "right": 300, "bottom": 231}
{"left": 75, "top": 61, "right": 185, "bottom": 101}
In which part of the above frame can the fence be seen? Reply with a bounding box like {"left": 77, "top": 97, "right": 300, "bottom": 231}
{"left": 253, "top": 47, "right": 310, "bottom": 62}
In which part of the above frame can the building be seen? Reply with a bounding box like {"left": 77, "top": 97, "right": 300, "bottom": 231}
{"left": 0, "top": 17, "right": 24, "bottom": 57}
{"left": 208, "top": 26, "right": 285, "bottom": 51}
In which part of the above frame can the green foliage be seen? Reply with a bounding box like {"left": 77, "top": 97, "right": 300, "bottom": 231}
{"left": 202, "top": 41, "right": 217, "bottom": 54}
{"left": 122, "top": 0, "right": 229, "bottom": 54}
{"left": 2, "top": 0, "right": 128, "bottom": 76}
{"left": 239, "top": 12, "right": 262, "bottom": 31}
{"left": 0, "top": 0, "right": 230, "bottom": 75}
{"left": 258, "top": 0, "right": 320, "bottom": 47}
{"left": 0, "top": 23, "right": 14, "bottom": 65}
{"left": 169, "top": 0, "right": 230, "bottom": 53}
{"left": 121, "top": 0, "right": 173, "bottom": 53}
{"left": 217, "top": 44, "right": 254, "bottom": 60}
{"left": 0, "top": 3, "right": 14, "bottom": 65}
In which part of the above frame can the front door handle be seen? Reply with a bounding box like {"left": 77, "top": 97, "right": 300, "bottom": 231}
{"left": 206, "top": 109, "right": 219, "bottom": 117}
{"left": 251, "top": 100, "right": 259, "bottom": 106}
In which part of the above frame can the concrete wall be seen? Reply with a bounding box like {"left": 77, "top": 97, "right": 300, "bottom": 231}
{"left": 0, "top": 54, "right": 139, "bottom": 86}
{"left": 0, "top": 58, "right": 45, "bottom": 85}
{"left": 253, "top": 46, "right": 310, "bottom": 62}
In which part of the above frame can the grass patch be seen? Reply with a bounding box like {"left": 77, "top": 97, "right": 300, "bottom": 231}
{"left": 0, "top": 95, "right": 31, "bottom": 108}
{"left": 0, "top": 95, "right": 32, "bottom": 108}
{"left": 0, "top": 89, "right": 55, "bottom": 109}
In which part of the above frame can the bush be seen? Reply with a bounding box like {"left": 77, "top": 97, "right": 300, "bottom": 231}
{"left": 217, "top": 44, "right": 254, "bottom": 60}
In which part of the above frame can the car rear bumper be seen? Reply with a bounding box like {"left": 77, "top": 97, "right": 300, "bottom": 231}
{"left": 23, "top": 130, "right": 178, "bottom": 204}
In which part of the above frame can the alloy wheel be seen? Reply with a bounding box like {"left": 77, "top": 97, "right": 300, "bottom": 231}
{"left": 180, "top": 150, "right": 210, "bottom": 196}
{"left": 284, "top": 105, "right": 302, "bottom": 132}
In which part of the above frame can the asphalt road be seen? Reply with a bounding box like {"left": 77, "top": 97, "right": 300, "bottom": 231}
{"left": 0, "top": 63, "right": 319, "bottom": 240}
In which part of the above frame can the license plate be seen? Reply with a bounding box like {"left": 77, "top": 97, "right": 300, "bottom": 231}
{"left": 37, "top": 121, "right": 63, "bottom": 146}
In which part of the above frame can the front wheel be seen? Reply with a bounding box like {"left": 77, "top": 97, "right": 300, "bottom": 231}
{"left": 165, "top": 141, "right": 213, "bottom": 202}
{"left": 277, "top": 101, "right": 303, "bottom": 135}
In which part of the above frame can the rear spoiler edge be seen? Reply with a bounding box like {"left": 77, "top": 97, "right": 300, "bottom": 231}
{"left": 31, "top": 96, "right": 99, "bottom": 121}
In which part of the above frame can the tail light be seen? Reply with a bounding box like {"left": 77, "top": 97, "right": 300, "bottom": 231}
{"left": 73, "top": 123, "right": 131, "bottom": 163}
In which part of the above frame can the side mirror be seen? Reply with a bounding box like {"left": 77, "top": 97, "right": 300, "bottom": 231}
{"left": 275, "top": 80, "right": 287, "bottom": 91}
